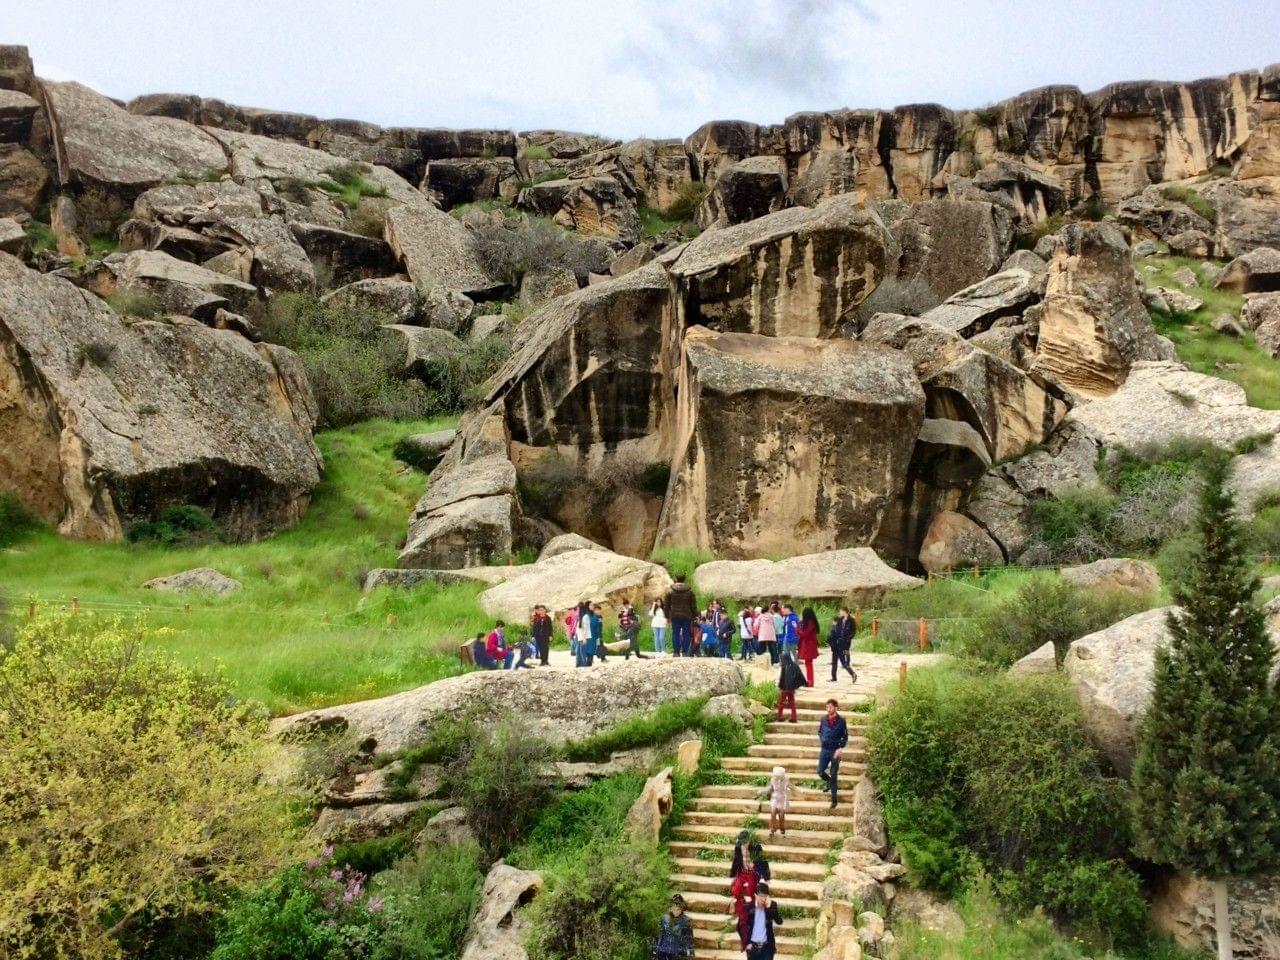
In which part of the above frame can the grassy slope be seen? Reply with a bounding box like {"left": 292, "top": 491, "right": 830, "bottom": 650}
{"left": 0, "top": 418, "right": 495, "bottom": 715}
{"left": 1139, "top": 254, "right": 1280, "bottom": 409}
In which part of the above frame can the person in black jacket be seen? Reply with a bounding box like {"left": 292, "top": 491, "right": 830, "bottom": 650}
{"left": 744, "top": 883, "right": 783, "bottom": 959}
{"left": 530, "top": 604, "right": 553, "bottom": 666}
{"left": 729, "top": 829, "right": 751, "bottom": 879}
{"left": 828, "top": 606, "right": 858, "bottom": 683}
{"left": 749, "top": 841, "right": 771, "bottom": 884}
{"left": 664, "top": 576, "right": 698, "bottom": 657}
{"left": 776, "top": 650, "right": 806, "bottom": 723}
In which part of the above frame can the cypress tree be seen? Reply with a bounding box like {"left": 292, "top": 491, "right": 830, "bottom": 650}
{"left": 1131, "top": 454, "right": 1280, "bottom": 959}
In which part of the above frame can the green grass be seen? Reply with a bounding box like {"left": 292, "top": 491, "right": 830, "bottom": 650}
{"left": 1139, "top": 254, "right": 1280, "bottom": 409}
{"left": 25, "top": 220, "right": 55, "bottom": 254}
{"left": 636, "top": 202, "right": 693, "bottom": 238}
{"left": 0, "top": 418, "right": 494, "bottom": 714}
{"left": 316, "top": 163, "right": 388, "bottom": 209}
{"left": 519, "top": 144, "right": 553, "bottom": 161}
{"left": 1158, "top": 185, "right": 1216, "bottom": 224}
{"left": 650, "top": 546, "right": 717, "bottom": 582}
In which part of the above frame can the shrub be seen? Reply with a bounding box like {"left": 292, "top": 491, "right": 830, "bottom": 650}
{"left": 418, "top": 335, "right": 511, "bottom": 410}
{"left": 211, "top": 855, "right": 384, "bottom": 960}
{"left": 1014, "top": 212, "right": 1066, "bottom": 250}
{"left": 1159, "top": 185, "right": 1216, "bottom": 225}
{"left": 962, "top": 574, "right": 1154, "bottom": 667}
{"left": 525, "top": 839, "right": 668, "bottom": 960}
{"left": 562, "top": 697, "right": 707, "bottom": 763}
{"left": 25, "top": 219, "right": 56, "bottom": 253}
{"left": 854, "top": 276, "right": 939, "bottom": 327}
{"left": 254, "top": 292, "right": 437, "bottom": 428}
{"left": 318, "top": 163, "right": 389, "bottom": 209}
{"left": 869, "top": 666, "right": 1146, "bottom": 944}
{"left": 105, "top": 288, "right": 164, "bottom": 320}
{"left": 369, "top": 842, "right": 484, "bottom": 960}
{"left": 0, "top": 491, "right": 42, "bottom": 547}
{"left": 0, "top": 615, "right": 300, "bottom": 960}
{"left": 125, "top": 503, "right": 220, "bottom": 547}
{"left": 520, "top": 144, "right": 553, "bottom": 160}
{"left": 510, "top": 773, "right": 646, "bottom": 869}
{"left": 662, "top": 180, "right": 709, "bottom": 222}
{"left": 349, "top": 200, "right": 389, "bottom": 239}
{"left": 462, "top": 209, "right": 575, "bottom": 284}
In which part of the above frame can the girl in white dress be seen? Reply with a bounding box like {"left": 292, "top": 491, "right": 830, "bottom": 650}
{"left": 650, "top": 600, "right": 669, "bottom": 656}
{"left": 763, "top": 765, "right": 792, "bottom": 838}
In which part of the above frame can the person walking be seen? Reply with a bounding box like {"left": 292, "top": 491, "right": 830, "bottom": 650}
{"left": 729, "top": 829, "right": 752, "bottom": 879}
{"left": 586, "top": 602, "right": 604, "bottom": 664}
{"left": 738, "top": 607, "right": 756, "bottom": 660}
{"left": 797, "top": 607, "right": 820, "bottom": 687}
{"left": 485, "top": 621, "right": 515, "bottom": 670}
{"left": 745, "top": 883, "right": 783, "bottom": 960}
{"left": 776, "top": 649, "right": 805, "bottom": 722}
{"left": 828, "top": 606, "right": 858, "bottom": 683}
{"left": 665, "top": 575, "right": 697, "bottom": 657}
{"left": 763, "top": 765, "right": 793, "bottom": 839}
{"left": 530, "top": 604, "right": 553, "bottom": 667}
{"left": 728, "top": 858, "right": 760, "bottom": 952}
{"left": 649, "top": 599, "right": 668, "bottom": 656}
{"left": 755, "top": 604, "right": 778, "bottom": 665}
{"left": 574, "top": 601, "right": 593, "bottom": 667}
{"left": 653, "top": 894, "right": 694, "bottom": 960}
{"left": 817, "top": 698, "right": 849, "bottom": 809}
{"left": 618, "top": 600, "right": 648, "bottom": 660}
{"left": 698, "top": 613, "right": 718, "bottom": 657}
{"left": 749, "top": 841, "right": 771, "bottom": 885}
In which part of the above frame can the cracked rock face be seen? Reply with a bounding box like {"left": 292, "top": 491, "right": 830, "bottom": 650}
{"left": 0, "top": 252, "right": 321, "bottom": 540}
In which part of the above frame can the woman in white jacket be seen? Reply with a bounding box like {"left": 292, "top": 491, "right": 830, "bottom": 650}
{"left": 650, "top": 599, "right": 668, "bottom": 656}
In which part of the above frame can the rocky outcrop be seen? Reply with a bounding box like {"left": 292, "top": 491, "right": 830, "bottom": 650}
{"left": 918, "top": 511, "right": 1003, "bottom": 573}
{"left": 271, "top": 656, "right": 744, "bottom": 754}
{"left": 880, "top": 198, "right": 1015, "bottom": 307}
{"left": 0, "top": 253, "right": 321, "bottom": 540}
{"left": 1153, "top": 874, "right": 1280, "bottom": 960}
{"left": 86, "top": 249, "right": 256, "bottom": 321}
{"left": 657, "top": 328, "right": 924, "bottom": 558}
{"left": 626, "top": 767, "right": 673, "bottom": 845}
{"left": 460, "top": 864, "right": 542, "bottom": 960}
{"left": 1061, "top": 557, "right": 1161, "bottom": 595}
{"left": 697, "top": 155, "right": 788, "bottom": 228}
{"left": 691, "top": 548, "right": 921, "bottom": 604}
{"left": 142, "top": 567, "right": 242, "bottom": 595}
{"left": 477, "top": 546, "right": 674, "bottom": 620}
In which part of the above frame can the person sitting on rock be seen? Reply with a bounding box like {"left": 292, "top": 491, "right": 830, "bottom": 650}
{"left": 728, "top": 856, "right": 760, "bottom": 951}
{"left": 471, "top": 632, "right": 500, "bottom": 670}
{"left": 485, "top": 621, "right": 515, "bottom": 670}
{"left": 776, "top": 649, "right": 806, "bottom": 723}
{"left": 653, "top": 893, "right": 694, "bottom": 960}
{"left": 745, "top": 882, "right": 783, "bottom": 960}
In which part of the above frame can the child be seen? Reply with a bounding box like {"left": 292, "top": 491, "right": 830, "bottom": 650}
{"left": 762, "top": 765, "right": 793, "bottom": 839}
{"left": 698, "top": 614, "right": 717, "bottom": 657}
{"left": 653, "top": 893, "right": 693, "bottom": 959}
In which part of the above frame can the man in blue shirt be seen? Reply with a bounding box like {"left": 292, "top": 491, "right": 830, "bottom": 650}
{"left": 780, "top": 604, "right": 800, "bottom": 657}
{"left": 817, "top": 698, "right": 849, "bottom": 809}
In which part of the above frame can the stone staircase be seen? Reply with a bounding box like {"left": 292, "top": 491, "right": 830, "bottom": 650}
{"left": 668, "top": 693, "right": 871, "bottom": 959}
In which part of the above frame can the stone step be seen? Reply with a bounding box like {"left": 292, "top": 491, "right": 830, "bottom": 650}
{"left": 682, "top": 809, "right": 851, "bottom": 831}
{"left": 688, "top": 793, "right": 854, "bottom": 817}
{"left": 697, "top": 783, "right": 834, "bottom": 801}
{"left": 672, "top": 871, "right": 824, "bottom": 899}
{"left": 672, "top": 856, "right": 828, "bottom": 881}
{"left": 681, "top": 889, "right": 819, "bottom": 917}
{"left": 749, "top": 743, "right": 868, "bottom": 761}
{"left": 721, "top": 755, "right": 864, "bottom": 779}
{"left": 763, "top": 730, "right": 867, "bottom": 745}
{"left": 671, "top": 823, "right": 844, "bottom": 849}
{"left": 690, "top": 920, "right": 808, "bottom": 954}
{"left": 668, "top": 840, "right": 831, "bottom": 865}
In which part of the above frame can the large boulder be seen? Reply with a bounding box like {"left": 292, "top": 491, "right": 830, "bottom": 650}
{"left": 1031, "top": 222, "right": 1166, "bottom": 399}
{"left": 384, "top": 202, "right": 499, "bottom": 298}
{"left": 423, "top": 156, "right": 519, "bottom": 209}
{"left": 917, "top": 510, "right": 1003, "bottom": 574}
{"left": 883, "top": 198, "right": 1015, "bottom": 306}
{"left": 1214, "top": 246, "right": 1280, "bottom": 294}
{"left": 0, "top": 253, "right": 321, "bottom": 540}
{"left": 691, "top": 548, "right": 921, "bottom": 605}
{"left": 142, "top": 567, "right": 242, "bottom": 596}
{"left": 321, "top": 277, "right": 422, "bottom": 325}
{"left": 0, "top": 89, "right": 38, "bottom": 144}
{"left": 667, "top": 194, "right": 895, "bottom": 338}
{"left": 1152, "top": 874, "right": 1280, "bottom": 960}
{"left": 205, "top": 215, "right": 315, "bottom": 291}
{"left": 698, "top": 155, "right": 788, "bottom": 228}
{"left": 517, "top": 176, "right": 640, "bottom": 243}
{"left": 656, "top": 328, "right": 924, "bottom": 559}
{"left": 478, "top": 547, "right": 674, "bottom": 621}
{"left": 1066, "top": 361, "right": 1280, "bottom": 512}
{"left": 43, "top": 81, "right": 228, "bottom": 191}
{"left": 1061, "top": 557, "right": 1161, "bottom": 596}
{"left": 0, "top": 144, "right": 49, "bottom": 215}
{"left": 626, "top": 767, "right": 673, "bottom": 845}
{"left": 271, "top": 657, "right": 744, "bottom": 754}
{"left": 460, "top": 864, "right": 543, "bottom": 960}
{"left": 86, "top": 249, "right": 257, "bottom": 322}
{"left": 1243, "top": 292, "right": 1280, "bottom": 358}
{"left": 918, "top": 268, "right": 1042, "bottom": 337}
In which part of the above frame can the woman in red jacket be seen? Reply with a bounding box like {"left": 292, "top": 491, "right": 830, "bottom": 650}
{"left": 727, "top": 859, "right": 759, "bottom": 950}
{"left": 797, "top": 607, "right": 820, "bottom": 687}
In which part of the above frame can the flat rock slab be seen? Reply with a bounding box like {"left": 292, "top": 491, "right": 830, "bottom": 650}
{"left": 478, "top": 547, "right": 673, "bottom": 620}
{"left": 143, "top": 567, "right": 242, "bottom": 595}
{"left": 692, "top": 548, "right": 921, "bottom": 604}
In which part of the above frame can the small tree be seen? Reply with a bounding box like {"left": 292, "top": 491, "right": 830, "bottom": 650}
{"left": 0, "top": 615, "right": 301, "bottom": 959}
{"left": 1131, "top": 455, "right": 1280, "bottom": 960}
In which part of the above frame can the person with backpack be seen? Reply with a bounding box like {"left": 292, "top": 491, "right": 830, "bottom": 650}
{"left": 776, "top": 648, "right": 806, "bottom": 723}
{"left": 664, "top": 575, "right": 698, "bottom": 657}
{"left": 797, "top": 607, "right": 821, "bottom": 687}
{"left": 698, "top": 613, "right": 718, "bottom": 657}
{"left": 530, "top": 604, "right": 553, "bottom": 667}
{"left": 780, "top": 604, "right": 800, "bottom": 658}
{"left": 828, "top": 606, "right": 858, "bottom": 683}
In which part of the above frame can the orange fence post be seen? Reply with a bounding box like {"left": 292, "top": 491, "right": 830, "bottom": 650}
{"left": 899, "top": 660, "right": 908, "bottom": 694}
{"left": 946, "top": 563, "right": 953, "bottom": 578}
{"left": 971, "top": 562, "right": 980, "bottom": 578}
{"left": 918, "top": 617, "right": 928, "bottom": 652}
{"left": 71, "top": 597, "right": 79, "bottom": 615}
{"left": 871, "top": 618, "right": 880, "bottom": 638}
{"left": 27, "top": 600, "right": 36, "bottom": 619}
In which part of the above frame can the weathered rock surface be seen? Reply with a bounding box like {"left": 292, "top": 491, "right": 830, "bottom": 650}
{"left": 538, "top": 532, "right": 609, "bottom": 559}
{"left": 460, "top": 863, "right": 542, "bottom": 960}
{"left": 310, "top": 800, "right": 425, "bottom": 843}
{"left": 393, "top": 427, "right": 457, "bottom": 471}
{"left": 0, "top": 253, "right": 321, "bottom": 540}
{"left": 0, "top": 144, "right": 47, "bottom": 215}
{"left": 87, "top": 249, "right": 256, "bottom": 321}
{"left": 142, "top": 567, "right": 242, "bottom": 596}
{"left": 478, "top": 546, "right": 674, "bottom": 620}
{"left": 417, "top": 806, "right": 475, "bottom": 847}
{"left": 691, "top": 549, "right": 921, "bottom": 604}
{"left": 626, "top": 767, "right": 673, "bottom": 845}
{"left": 698, "top": 155, "right": 788, "bottom": 228}
{"left": 1152, "top": 873, "right": 1280, "bottom": 960}
{"left": 658, "top": 328, "right": 924, "bottom": 558}
{"left": 1061, "top": 557, "right": 1161, "bottom": 595}
{"left": 384, "top": 202, "right": 498, "bottom": 298}
{"left": 917, "top": 510, "right": 1003, "bottom": 573}
{"left": 883, "top": 198, "right": 1015, "bottom": 307}
{"left": 271, "top": 656, "right": 744, "bottom": 754}
{"left": 1010, "top": 641, "right": 1058, "bottom": 676}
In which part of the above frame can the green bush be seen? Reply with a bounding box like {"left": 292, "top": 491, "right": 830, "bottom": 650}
{"left": 870, "top": 666, "right": 1147, "bottom": 944}
{"left": 318, "top": 163, "right": 388, "bottom": 209}
{"left": 25, "top": 219, "right": 55, "bottom": 253}
{"left": 106, "top": 288, "right": 164, "bottom": 321}
{"left": 962, "top": 574, "right": 1154, "bottom": 667}
{"left": 525, "top": 839, "right": 668, "bottom": 960}
{"left": 417, "top": 335, "right": 511, "bottom": 410}
{"left": 1159, "top": 185, "right": 1216, "bottom": 225}
{"left": 125, "top": 504, "right": 220, "bottom": 547}
{"left": 1031, "top": 486, "right": 1117, "bottom": 560}
{"left": 211, "top": 857, "right": 384, "bottom": 960}
{"left": 520, "top": 144, "right": 553, "bottom": 160}
{"left": 0, "top": 491, "right": 42, "bottom": 547}
{"left": 562, "top": 697, "right": 707, "bottom": 762}
{"left": 370, "top": 842, "right": 484, "bottom": 960}
{"left": 510, "top": 773, "right": 646, "bottom": 870}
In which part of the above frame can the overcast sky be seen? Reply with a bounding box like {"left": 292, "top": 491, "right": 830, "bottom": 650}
{"left": 11, "top": 1, "right": 1280, "bottom": 139}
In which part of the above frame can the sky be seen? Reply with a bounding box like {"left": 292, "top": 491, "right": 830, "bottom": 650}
{"left": 10, "top": 1, "right": 1280, "bottom": 140}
